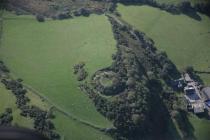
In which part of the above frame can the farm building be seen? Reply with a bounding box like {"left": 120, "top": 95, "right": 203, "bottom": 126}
{"left": 183, "top": 73, "right": 205, "bottom": 114}
{"left": 192, "top": 102, "right": 205, "bottom": 114}
{"left": 184, "top": 85, "right": 201, "bottom": 101}
{"left": 173, "top": 78, "right": 185, "bottom": 89}
{"left": 201, "top": 87, "right": 210, "bottom": 108}
{"left": 184, "top": 73, "right": 193, "bottom": 83}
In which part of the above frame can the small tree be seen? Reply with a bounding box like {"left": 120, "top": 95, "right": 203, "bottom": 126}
{"left": 179, "top": 1, "right": 192, "bottom": 12}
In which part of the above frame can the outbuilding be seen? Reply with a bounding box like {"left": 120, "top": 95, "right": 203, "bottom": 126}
{"left": 201, "top": 87, "right": 210, "bottom": 108}
{"left": 183, "top": 73, "right": 193, "bottom": 83}
{"left": 202, "top": 87, "right": 210, "bottom": 101}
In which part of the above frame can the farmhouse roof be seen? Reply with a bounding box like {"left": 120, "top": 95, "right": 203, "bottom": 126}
{"left": 184, "top": 73, "right": 193, "bottom": 82}
{"left": 202, "top": 87, "right": 210, "bottom": 101}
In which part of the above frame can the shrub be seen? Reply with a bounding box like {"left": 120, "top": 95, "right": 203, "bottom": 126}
{"left": 185, "top": 66, "right": 194, "bottom": 74}
{"left": 57, "top": 12, "right": 72, "bottom": 20}
{"left": 36, "top": 15, "right": 45, "bottom": 22}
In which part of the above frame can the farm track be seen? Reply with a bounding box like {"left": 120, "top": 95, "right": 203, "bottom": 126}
{"left": 23, "top": 83, "right": 109, "bottom": 131}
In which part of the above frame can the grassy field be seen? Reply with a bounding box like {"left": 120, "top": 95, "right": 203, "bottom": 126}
{"left": 117, "top": 4, "right": 210, "bottom": 140}
{"left": 117, "top": 4, "right": 210, "bottom": 85}
{"left": 53, "top": 111, "right": 112, "bottom": 140}
{"left": 0, "top": 12, "right": 115, "bottom": 128}
{"left": 155, "top": 0, "right": 210, "bottom": 5}
{"left": 0, "top": 83, "right": 33, "bottom": 128}
{"left": 188, "top": 114, "right": 210, "bottom": 140}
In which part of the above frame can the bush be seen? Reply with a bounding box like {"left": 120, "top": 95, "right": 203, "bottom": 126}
{"left": 179, "top": 1, "right": 192, "bottom": 12}
{"left": 57, "top": 12, "right": 72, "bottom": 20}
{"left": 74, "top": 8, "right": 91, "bottom": 17}
{"left": 36, "top": 15, "right": 45, "bottom": 22}
{"left": 80, "top": 8, "right": 90, "bottom": 17}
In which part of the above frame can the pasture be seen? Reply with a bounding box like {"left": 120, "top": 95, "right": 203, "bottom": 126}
{"left": 154, "top": 0, "right": 210, "bottom": 5}
{"left": 53, "top": 111, "right": 112, "bottom": 140}
{"left": 117, "top": 4, "right": 210, "bottom": 85}
{"left": 0, "top": 12, "right": 115, "bottom": 127}
{"left": 189, "top": 114, "right": 210, "bottom": 140}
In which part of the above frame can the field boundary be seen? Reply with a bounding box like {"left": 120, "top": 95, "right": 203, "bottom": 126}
{"left": 0, "top": 10, "right": 4, "bottom": 46}
{"left": 23, "top": 83, "right": 110, "bottom": 131}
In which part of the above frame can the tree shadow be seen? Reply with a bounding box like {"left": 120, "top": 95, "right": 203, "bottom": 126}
{"left": 174, "top": 110, "right": 197, "bottom": 140}
{"left": 195, "top": 70, "right": 210, "bottom": 74}
{"left": 142, "top": 81, "right": 182, "bottom": 140}
{"left": 183, "top": 10, "right": 202, "bottom": 21}
{"left": 196, "top": 110, "right": 210, "bottom": 120}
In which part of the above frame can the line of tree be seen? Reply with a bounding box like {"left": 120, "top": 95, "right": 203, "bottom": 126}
{"left": 0, "top": 108, "right": 13, "bottom": 126}
{"left": 73, "top": 62, "right": 88, "bottom": 81}
{"left": 0, "top": 61, "right": 60, "bottom": 140}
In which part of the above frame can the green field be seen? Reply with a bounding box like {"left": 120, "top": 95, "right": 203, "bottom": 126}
{"left": 0, "top": 12, "right": 115, "bottom": 128}
{"left": 0, "top": 83, "right": 33, "bottom": 128}
{"left": 189, "top": 114, "right": 210, "bottom": 140}
{"left": 117, "top": 4, "right": 210, "bottom": 85}
{"left": 53, "top": 111, "right": 112, "bottom": 140}
{"left": 154, "top": 0, "right": 210, "bottom": 5}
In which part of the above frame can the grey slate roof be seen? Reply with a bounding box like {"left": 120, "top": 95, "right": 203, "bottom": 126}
{"left": 202, "top": 87, "right": 210, "bottom": 101}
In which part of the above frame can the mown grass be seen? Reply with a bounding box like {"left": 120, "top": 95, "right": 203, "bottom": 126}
{"left": 117, "top": 4, "right": 210, "bottom": 139}
{"left": 0, "top": 12, "right": 115, "bottom": 127}
{"left": 117, "top": 4, "right": 210, "bottom": 85}
{"left": 53, "top": 111, "right": 112, "bottom": 140}
{"left": 155, "top": 0, "right": 210, "bottom": 5}
{"left": 26, "top": 90, "right": 50, "bottom": 111}
{"left": 188, "top": 114, "right": 210, "bottom": 140}
{"left": 0, "top": 83, "right": 33, "bottom": 128}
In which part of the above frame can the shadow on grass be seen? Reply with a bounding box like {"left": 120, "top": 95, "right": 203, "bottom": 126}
{"left": 182, "top": 9, "right": 202, "bottom": 21}
{"left": 142, "top": 81, "right": 182, "bottom": 140}
{"left": 174, "top": 110, "right": 197, "bottom": 140}
{"left": 195, "top": 71, "right": 210, "bottom": 74}
{"left": 196, "top": 110, "right": 210, "bottom": 120}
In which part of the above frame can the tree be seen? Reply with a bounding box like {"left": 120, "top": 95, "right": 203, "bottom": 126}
{"left": 36, "top": 15, "right": 45, "bottom": 22}
{"left": 131, "top": 114, "right": 141, "bottom": 125}
{"left": 57, "top": 12, "right": 72, "bottom": 20}
{"left": 185, "top": 66, "right": 194, "bottom": 74}
{"left": 80, "top": 8, "right": 90, "bottom": 17}
{"left": 0, "top": 0, "right": 8, "bottom": 9}
{"left": 179, "top": 1, "right": 192, "bottom": 12}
